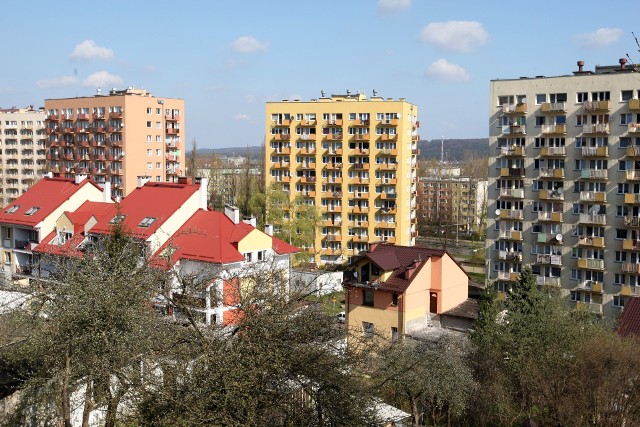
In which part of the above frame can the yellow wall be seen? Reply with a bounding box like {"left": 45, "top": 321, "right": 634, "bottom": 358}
{"left": 347, "top": 303, "right": 400, "bottom": 340}
{"left": 147, "top": 189, "right": 200, "bottom": 253}
{"left": 237, "top": 228, "right": 273, "bottom": 253}
{"left": 433, "top": 254, "right": 469, "bottom": 313}
{"left": 403, "top": 261, "right": 431, "bottom": 322}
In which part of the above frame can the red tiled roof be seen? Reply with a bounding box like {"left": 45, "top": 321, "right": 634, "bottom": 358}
{"left": 272, "top": 236, "right": 300, "bottom": 255}
{"left": 617, "top": 296, "right": 640, "bottom": 338}
{"left": 90, "top": 182, "right": 200, "bottom": 239}
{"left": 151, "top": 209, "right": 299, "bottom": 268}
{"left": 0, "top": 177, "right": 102, "bottom": 228}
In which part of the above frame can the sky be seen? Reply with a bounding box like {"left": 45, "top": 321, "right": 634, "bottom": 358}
{"left": 1, "top": 0, "right": 639, "bottom": 149}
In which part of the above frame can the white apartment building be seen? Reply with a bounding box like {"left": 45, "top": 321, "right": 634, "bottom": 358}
{"left": 488, "top": 59, "right": 640, "bottom": 318}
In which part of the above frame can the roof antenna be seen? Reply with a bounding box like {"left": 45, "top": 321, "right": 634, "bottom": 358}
{"left": 372, "top": 89, "right": 377, "bottom": 96}
{"left": 321, "top": 90, "right": 325, "bottom": 97}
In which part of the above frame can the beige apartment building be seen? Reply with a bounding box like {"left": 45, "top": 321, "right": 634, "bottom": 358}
{"left": 0, "top": 106, "right": 48, "bottom": 207}
{"left": 45, "top": 87, "right": 184, "bottom": 198}
{"left": 488, "top": 59, "right": 640, "bottom": 318}
{"left": 265, "top": 93, "right": 420, "bottom": 265}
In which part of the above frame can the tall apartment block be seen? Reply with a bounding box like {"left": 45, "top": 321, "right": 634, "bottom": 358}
{"left": 487, "top": 59, "right": 640, "bottom": 317}
{"left": 265, "top": 93, "right": 420, "bottom": 265}
{"left": 0, "top": 106, "right": 48, "bottom": 207}
{"left": 44, "top": 87, "right": 184, "bottom": 198}
{"left": 417, "top": 174, "right": 487, "bottom": 235}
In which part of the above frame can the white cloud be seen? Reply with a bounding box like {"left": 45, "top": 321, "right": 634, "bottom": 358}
{"left": 231, "top": 36, "right": 269, "bottom": 53}
{"left": 69, "top": 40, "right": 114, "bottom": 62}
{"left": 234, "top": 113, "right": 250, "bottom": 121}
{"left": 82, "top": 71, "right": 123, "bottom": 88}
{"left": 574, "top": 28, "right": 623, "bottom": 48}
{"left": 36, "top": 75, "right": 80, "bottom": 89}
{"left": 377, "top": 0, "right": 411, "bottom": 14}
{"left": 424, "top": 59, "right": 470, "bottom": 82}
{"left": 419, "top": 21, "right": 488, "bottom": 53}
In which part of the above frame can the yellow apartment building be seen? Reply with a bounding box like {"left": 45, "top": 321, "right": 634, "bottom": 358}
{"left": 0, "top": 106, "right": 48, "bottom": 206}
{"left": 265, "top": 93, "right": 420, "bottom": 264}
{"left": 45, "top": 87, "right": 184, "bottom": 198}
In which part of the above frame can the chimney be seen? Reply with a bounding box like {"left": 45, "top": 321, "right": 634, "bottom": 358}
{"left": 177, "top": 177, "right": 192, "bottom": 185}
{"left": 44, "top": 171, "right": 53, "bottom": 179}
{"left": 199, "top": 177, "right": 209, "bottom": 209}
{"left": 224, "top": 204, "right": 240, "bottom": 224}
{"left": 101, "top": 181, "right": 112, "bottom": 202}
{"left": 137, "top": 176, "right": 151, "bottom": 188}
{"left": 75, "top": 174, "right": 87, "bottom": 184}
{"left": 577, "top": 60, "right": 584, "bottom": 72}
{"left": 264, "top": 224, "right": 274, "bottom": 236}
{"left": 242, "top": 216, "right": 257, "bottom": 228}
{"left": 620, "top": 58, "right": 628, "bottom": 69}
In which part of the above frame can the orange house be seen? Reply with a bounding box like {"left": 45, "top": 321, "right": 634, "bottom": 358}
{"left": 343, "top": 243, "right": 468, "bottom": 340}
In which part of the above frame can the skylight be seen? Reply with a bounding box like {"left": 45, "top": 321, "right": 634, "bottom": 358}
{"left": 109, "top": 214, "right": 126, "bottom": 224}
{"left": 5, "top": 205, "right": 20, "bottom": 214}
{"left": 138, "top": 217, "right": 157, "bottom": 228}
{"left": 24, "top": 206, "right": 40, "bottom": 216}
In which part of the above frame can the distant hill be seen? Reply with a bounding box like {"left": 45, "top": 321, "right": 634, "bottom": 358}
{"left": 190, "top": 138, "right": 489, "bottom": 162}
{"left": 417, "top": 138, "right": 488, "bottom": 161}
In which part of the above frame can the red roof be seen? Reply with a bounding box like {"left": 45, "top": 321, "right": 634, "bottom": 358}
{"left": 0, "top": 177, "right": 102, "bottom": 228}
{"left": 152, "top": 209, "right": 299, "bottom": 268}
{"left": 89, "top": 182, "right": 200, "bottom": 239}
{"left": 617, "top": 296, "right": 640, "bottom": 338}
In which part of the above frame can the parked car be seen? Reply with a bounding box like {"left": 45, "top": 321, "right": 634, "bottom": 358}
{"left": 336, "top": 311, "right": 346, "bottom": 323}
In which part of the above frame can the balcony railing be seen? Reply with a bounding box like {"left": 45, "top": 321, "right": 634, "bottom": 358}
{"left": 582, "top": 124, "right": 610, "bottom": 134}
{"left": 581, "top": 169, "right": 607, "bottom": 179}
{"left": 578, "top": 213, "right": 606, "bottom": 225}
{"left": 577, "top": 280, "right": 603, "bottom": 293}
{"left": 538, "top": 189, "right": 564, "bottom": 201}
{"left": 539, "top": 168, "right": 564, "bottom": 179}
{"left": 628, "top": 123, "right": 640, "bottom": 133}
{"left": 498, "top": 230, "right": 522, "bottom": 241}
{"left": 578, "top": 236, "right": 605, "bottom": 247}
{"left": 500, "top": 209, "right": 524, "bottom": 220}
{"left": 625, "top": 216, "right": 640, "bottom": 227}
{"left": 499, "top": 167, "right": 525, "bottom": 177}
{"left": 540, "top": 146, "right": 566, "bottom": 156}
{"left": 541, "top": 124, "right": 567, "bottom": 135}
{"left": 497, "top": 271, "right": 517, "bottom": 282}
{"left": 621, "top": 285, "right": 640, "bottom": 296}
{"left": 502, "top": 103, "right": 527, "bottom": 114}
{"left": 622, "top": 240, "right": 640, "bottom": 251}
{"left": 581, "top": 146, "right": 608, "bottom": 157}
{"left": 500, "top": 146, "right": 525, "bottom": 157}
{"left": 575, "top": 301, "right": 603, "bottom": 314}
{"left": 496, "top": 250, "right": 523, "bottom": 261}
{"left": 537, "top": 211, "right": 562, "bottom": 222}
{"left": 627, "top": 170, "right": 640, "bottom": 180}
{"left": 579, "top": 191, "right": 606, "bottom": 202}
{"left": 622, "top": 262, "right": 640, "bottom": 274}
{"left": 629, "top": 99, "right": 640, "bottom": 111}
{"left": 499, "top": 188, "right": 524, "bottom": 199}
{"left": 577, "top": 258, "right": 605, "bottom": 270}
{"left": 536, "top": 276, "right": 561, "bottom": 287}
{"left": 536, "top": 254, "right": 562, "bottom": 266}
{"left": 583, "top": 100, "right": 611, "bottom": 111}
{"left": 540, "top": 102, "right": 566, "bottom": 113}
{"left": 501, "top": 125, "right": 526, "bottom": 135}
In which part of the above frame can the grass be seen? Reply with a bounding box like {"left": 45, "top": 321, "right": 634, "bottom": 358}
{"left": 306, "top": 291, "right": 345, "bottom": 315}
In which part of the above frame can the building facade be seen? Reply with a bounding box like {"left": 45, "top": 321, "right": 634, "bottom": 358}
{"left": 487, "top": 59, "right": 640, "bottom": 318}
{"left": 0, "top": 106, "right": 48, "bottom": 206}
{"left": 265, "top": 93, "right": 420, "bottom": 265}
{"left": 44, "top": 87, "right": 184, "bottom": 199}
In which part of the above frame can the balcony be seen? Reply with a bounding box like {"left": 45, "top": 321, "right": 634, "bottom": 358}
{"left": 578, "top": 236, "right": 605, "bottom": 248}
{"left": 541, "top": 124, "right": 567, "bottom": 135}
{"left": 623, "top": 239, "right": 640, "bottom": 251}
{"left": 577, "top": 280, "right": 603, "bottom": 293}
{"left": 351, "top": 206, "right": 369, "bottom": 214}
{"left": 536, "top": 276, "right": 561, "bottom": 287}
{"left": 380, "top": 134, "right": 398, "bottom": 142}
{"left": 272, "top": 161, "right": 290, "bottom": 169}
{"left": 501, "top": 103, "right": 527, "bottom": 114}
{"left": 379, "top": 148, "right": 398, "bottom": 156}
{"left": 538, "top": 189, "right": 564, "bottom": 201}
{"left": 378, "top": 163, "right": 397, "bottom": 171}
{"left": 300, "top": 119, "right": 317, "bottom": 126}
{"left": 625, "top": 193, "right": 640, "bottom": 204}
{"left": 537, "top": 211, "right": 562, "bottom": 222}
{"left": 109, "top": 111, "right": 123, "bottom": 119}
{"left": 324, "top": 119, "right": 343, "bottom": 126}
{"left": 297, "top": 162, "right": 317, "bottom": 170}
{"left": 496, "top": 250, "right": 523, "bottom": 262}
{"left": 621, "top": 285, "right": 640, "bottom": 296}
{"left": 498, "top": 230, "right": 522, "bottom": 241}
{"left": 536, "top": 254, "right": 562, "bottom": 266}
{"left": 324, "top": 234, "right": 342, "bottom": 242}
{"left": 165, "top": 113, "right": 178, "bottom": 122}
{"left": 579, "top": 191, "right": 605, "bottom": 202}
{"left": 273, "top": 119, "right": 291, "bottom": 127}
{"left": 580, "top": 169, "right": 608, "bottom": 180}
{"left": 352, "top": 134, "right": 371, "bottom": 142}
{"left": 499, "top": 146, "right": 525, "bottom": 157}
{"left": 380, "top": 236, "right": 396, "bottom": 244}
{"left": 352, "top": 235, "right": 369, "bottom": 243}
{"left": 537, "top": 233, "right": 562, "bottom": 244}
{"left": 107, "top": 126, "right": 123, "bottom": 133}
{"left": 622, "top": 262, "right": 640, "bottom": 274}
{"left": 499, "top": 167, "right": 525, "bottom": 178}
{"left": 411, "top": 148, "right": 420, "bottom": 155}
{"left": 324, "top": 163, "right": 342, "bottom": 171}
{"left": 540, "top": 146, "right": 566, "bottom": 157}
{"left": 625, "top": 216, "right": 640, "bottom": 227}
{"left": 627, "top": 170, "right": 640, "bottom": 181}
{"left": 538, "top": 168, "right": 564, "bottom": 179}
{"left": 578, "top": 213, "right": 606, "bottom": 225}
{"left": 583, "top": 100, "right": 611, "bottom": 112}
{"left": 582, "top": 124, "right": 610, "bottom": 134}
{"left": 499, "top": 188, "right": 524, "bottom": 199}
{"left": 575, "top": 301, "right": 603, "bottom": 315}
{"left": 628, "top": 123, "right": 640, "bottom": 134}
{"left": 629, "top": 99, "right": 640, "bottom": 111}
{"left": 581, "top": 146, "right": 608, "bottom": 157}
{"left": 352, "top": 119, "right": 371, "bottom": 126}
{"left": 380, "top": 192, "right": 397, "bottom": 200}
{"left": 351, "top": 163, "right": 370, "bottom": 170}
{"left": 540, "top": 102, "right": 566, "bottom": 113}
{"left": 273, "top": 147, "right": 291, "bottom": 155}
{"left": 272, "top": 133, "right": 291, "bottom": 141}
{"left": 299, "top": 133, "right": 317, "bottom": 141}
{"left": 300, "top": 176, "right": 316, "bottom": 184}
{"left": 324, "top": 177, "right": 343, "bottom": 185}
{"left": 326, "top": 205, "right": 342, "bottom": 213}
{"left": 501, "top": 125, "right": 526, "bottom": 135}
{"left": 497, "top": 271, "right": 519, "bottom": 282}
{"left": 500, "top": 209, "right": 524, "bottom": 220}
{"left": 325, "top": 133, "right": 343, "bottom": 141}
{"left": 577, "top": 258, "right": 605, "bottom": 270}
{"left": 379, "top": 118, "right": 398, "bottom": 126}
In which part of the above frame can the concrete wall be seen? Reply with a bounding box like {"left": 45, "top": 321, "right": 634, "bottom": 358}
{"left": 290, "top": 270, "right": 342, "bottom": 295}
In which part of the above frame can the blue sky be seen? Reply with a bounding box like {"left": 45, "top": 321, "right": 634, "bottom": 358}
{"left": 1, "top": 0, "right": 639, "bottom": 149}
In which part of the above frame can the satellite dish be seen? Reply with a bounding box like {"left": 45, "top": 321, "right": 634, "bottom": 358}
{"left": 557, "top": 188, "right": 564, "bottom": 195}
{"left": 495, "top": 209, "right": 501, "bottom": 216}
{"left": 556, "top": 234, "right": 563, "bottom": 242}
{"left": 522, "top": 98, "right": 527, "bottom": 104}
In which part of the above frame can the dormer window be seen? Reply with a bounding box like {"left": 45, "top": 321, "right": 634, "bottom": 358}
{"left": 57, "top": 230, "right": 73, "bottom": 245}
{"left": 24, "top": 206, "right": 40, "bottom": 216}
{"left": 138, "top": 217, "right": 156, "bottom": 228}
{"left": 5, "top": 205, "right": 20, "bottom": 214}
{"left": 109, "top": 214, "right": 126, "bottom": 224}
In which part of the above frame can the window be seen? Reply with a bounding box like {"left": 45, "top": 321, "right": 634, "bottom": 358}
{"left": 577, "top": 92, "right": 588, "bottom": 103}
{"left": 391, "top": 327, "right": 398, "bottom": 341}
{"left": 535, "top": 116, "right": 545, "bottom": 126}
{"left": 24, "top": 206, "right": 40, "bottom": 216}
{"left": 363, "top": 289, "right": 374, "bottom": 306}
{"left": 109, "top": 214, "right": 126, "bottom": 224}
{"left": 156, "top": 149, "right": 162, "bottom": 156}
{"left": 622, "top": 90, "right": 634, "bottom": 101}
{"left": 146, "top": 121, "right": 152, "bottom": 128}
{"left": 620, "top": 137, "right": 631, "bottom": 148}
{"left": 362, "top": 321, "right": 374, "bottom": 337}
{"left": 147, "top": 135, "right": 152, "bottom": 142}
{"left": 392, "top": 293, "right": 398, "bottom": 306}
{"left": 147, "top": 162, "right": 152, "bottom": 169}
{"left": 613, "top": 295, "right": 627, "bottom": 307}
{"left": 147, "top": 108, "right": 152, "bottom": 114}
{"left": 621, "top": 114, "right": 633, "bottom": 125}
{"left": 138, "top": 217, "right": 157, "bottom": 228}
{"left": 5, "top": 205, "right": 20, "bottom": 214}
{"left": 147, "top": 149, "right": 152, "bottom": 156}
{"left": 156, "top": 162, "right": 161, "bottom": 169}
{"left": 245, "top": 252, "right": 253, "bottom": 262}
{"left": 536, "top": 94, "right": 546, "bottom": 104}
{"left": 156, "top": 108, "right": 162, "bottom": 115}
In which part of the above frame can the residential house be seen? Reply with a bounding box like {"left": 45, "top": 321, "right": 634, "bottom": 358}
{"left": 343, "top": 243, "right": 468, "bottom": 340}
